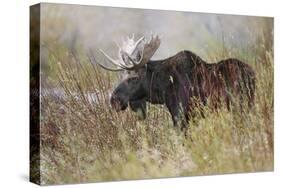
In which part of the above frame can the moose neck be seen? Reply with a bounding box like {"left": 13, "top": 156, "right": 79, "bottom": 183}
{"left": 142, "top": 60, "right": 166, "bottom": 105}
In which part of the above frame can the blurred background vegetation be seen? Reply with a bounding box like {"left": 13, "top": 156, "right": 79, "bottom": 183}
{"left": 34, "top": 3, "right": 273, "bottom": 185}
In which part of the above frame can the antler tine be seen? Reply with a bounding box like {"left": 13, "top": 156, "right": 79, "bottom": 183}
{"left": 126, "top": 52, "right": 138, "bottom": 66}
{"left": 135, "top": 36, "right": 145, "bottom": 47}
{"left": 95, "top": 60, "right": 124, "bottom": 72}
{"left": 99, "top": 49, "right": 128, "bottom": 69}
{"left": 118, "top": 50, "right": 135, "bottom": 68}
{"left": 140, "top": 34, "right": 161, "bottom": 64}
{"left": 131, "top": 36, "right": 145, "bottom": 55}
{"left": 87, "top": 50, "right": 124, "bottom": 72}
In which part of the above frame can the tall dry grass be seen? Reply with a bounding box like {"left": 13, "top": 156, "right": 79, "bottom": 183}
{"left": 38, "top": 34, "right": 273, "bottom": 185}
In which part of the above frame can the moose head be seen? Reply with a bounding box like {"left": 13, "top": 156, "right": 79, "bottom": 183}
{"left": 97, "top": 34, "right": 161, "bottom": 119}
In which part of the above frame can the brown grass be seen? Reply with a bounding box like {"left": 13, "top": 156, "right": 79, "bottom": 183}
{"left": 37, "top": 33, "right": 273, "bottom": 185}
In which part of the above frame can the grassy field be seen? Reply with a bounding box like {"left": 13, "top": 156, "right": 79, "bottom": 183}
{"left": 37, "top": 32, "right": 274, "bottom": 185}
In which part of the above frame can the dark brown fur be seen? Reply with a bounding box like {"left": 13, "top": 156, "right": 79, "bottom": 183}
{"left": 110, "top": 50, "right": 256, "bottom": 128}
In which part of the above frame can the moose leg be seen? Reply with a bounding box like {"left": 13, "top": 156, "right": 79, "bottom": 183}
{"left": 167, "top": 104, "right": 180, "bottom": 127}
{"left": 167, "top": 102, "right": 192, "bottom": 132}
{"left": 129, "top": 100, "right": 146, "bottom": 120}
{"left": 165, "top": 95, "right": 181, "bottom": 127}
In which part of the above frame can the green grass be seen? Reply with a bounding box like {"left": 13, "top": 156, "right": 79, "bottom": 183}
{"left": 38, "top": 35, "right": 274, "bottom": 185}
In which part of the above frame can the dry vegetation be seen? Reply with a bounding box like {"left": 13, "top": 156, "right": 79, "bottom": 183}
{"left": 37, "top": 26, "right": 273, "bottom": 185}
{"left": 39, "top": 48, "right": 273, "bottom": 185}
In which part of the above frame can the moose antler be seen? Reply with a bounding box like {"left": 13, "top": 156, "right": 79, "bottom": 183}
{"left": 97, "top": 34, "right": 161, "bottom": 71}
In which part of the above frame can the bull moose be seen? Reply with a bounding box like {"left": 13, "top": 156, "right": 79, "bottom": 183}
{"left": 95, "top": 34, "right": 256, "bottom": 129}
